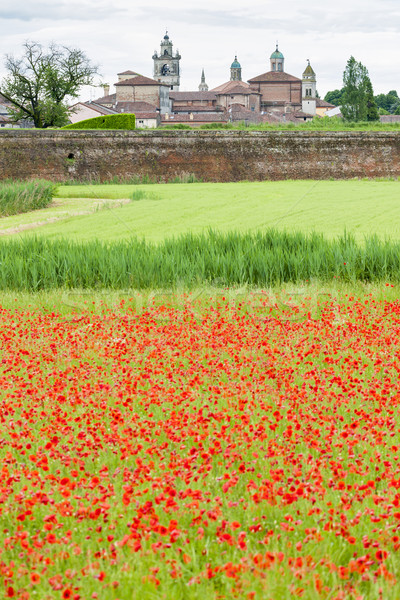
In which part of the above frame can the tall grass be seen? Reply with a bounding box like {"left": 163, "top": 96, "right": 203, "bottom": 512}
{"left": 161, "top": 117, "right": 400, "bottom": 132}
{"left": 0, "top": 180, "right": 56, "bottom": 216}
{"left": 237, "top": 117, "right": 400, "bottom": 131}
{"left": 1, "top": 230, "right": 400, "bottom": 291}
{"left": 62, "top": 173, "right": 203, "bottom": 186}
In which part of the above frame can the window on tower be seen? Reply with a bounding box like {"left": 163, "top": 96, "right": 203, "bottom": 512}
{"left": 278, "top": 64, "right": 282, "bottom": 71}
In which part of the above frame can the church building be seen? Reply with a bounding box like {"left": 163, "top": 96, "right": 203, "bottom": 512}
{"left": 211, "top": 57, "right": 261, "bottom": 112}
{"left": 70, "top": 33, "right": 334, "bottom": 127}
{"left": 248, "top": 45, "right": 303, "bottom": 113}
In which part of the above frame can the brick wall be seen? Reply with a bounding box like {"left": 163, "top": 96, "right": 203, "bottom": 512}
{"left": 0, "top": 130, "right": 399, "bottom": 182}
{"left": 257, "top": 82, "right": 302, "bottom": 104}
{"left": 133, "top": 86, "right": 161, "bottom": 106}
{"left": 115, "top": 85, "right": 134, "bottom": 102}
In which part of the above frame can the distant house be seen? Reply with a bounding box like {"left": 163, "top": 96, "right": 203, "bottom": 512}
{"left": 380, "top": 115, "right": 400, "bottom": 123}
{"left": 0, "top": 96, "right": 21, "bottom": 128}
{"left": 68, "top": 101, "right": 116, "bottom": 124}
{"left": 114, "top": 74, "right": 170, "bottom": 114}
{"left": 169, "top": 91, "right": 219, "bottom": 114}
{"left": 212, "top": 80, "right": 261, "bottom": 113}
{"left": 315, "top": 98, "right": 336, "bottom": 117}
{"left": 161, "top": 112, "right": 228, "bottom": 127}
{"left": 69, "top": 99, "right": 160, "bottom": 128}
{"left": 325, "top": 106, "right": 342, "bottom": 118}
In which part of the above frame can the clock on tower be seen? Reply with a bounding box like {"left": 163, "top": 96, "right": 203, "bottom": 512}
{"left": 152, "top": 31, "right": 181, "bottom": 91}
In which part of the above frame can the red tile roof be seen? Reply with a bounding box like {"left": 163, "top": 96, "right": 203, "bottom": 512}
{"left": 248, "top": 71, "right": 301, "bottom": 83}
{"left": 93, "top": 93, "right": 117, "bottom": 104}
{"left": 68, "top": 102, "right": 115, "bottom": 115}
{"left": 169, "top": 91, "right": 217, "bottom": 101}
{"left": 291, "top": 110, "right": 314, "bottom": 118}
{"left": 172, "top": 106, "right": 223, "bottom": 113}
{"left": 216, "top": 85, "right": 255, "bottom": 96}
{"left": 83, "top": 102, "right": 116, "bottom": 115}
{"left": 115, "top": 101, "right": 158, "bottom": 113}
{"left": 135, "top": 113, "right": 160, "bottom": 119}
{"left": 162, "top": 113, "right": 227, "bottom": 123}
{"left": 228, "top": 103, "right": 264, "bottom": 123}
{"left": 211, "top": 80, "right": 255, "bottom": 94}
{"left": 117, "top": 70, "right": 140, "bottom": 76}
{"left": 115, "top": 75, "right": 168, "bottom": 87}
{"left": 316, "top": 98, "right": 335, "bottom": 108}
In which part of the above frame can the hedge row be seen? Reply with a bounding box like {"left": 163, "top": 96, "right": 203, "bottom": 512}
{"left": 63, "top": 114, "right": 136, "bottom": 130}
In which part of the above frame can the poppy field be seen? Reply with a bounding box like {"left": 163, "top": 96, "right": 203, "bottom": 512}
{"left": 2, "top": 289, "right": 400, "bottom": 599}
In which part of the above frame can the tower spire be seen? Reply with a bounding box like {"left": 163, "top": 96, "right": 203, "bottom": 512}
{"left": 199, "top": 68, "right": 208, "bottom": 91}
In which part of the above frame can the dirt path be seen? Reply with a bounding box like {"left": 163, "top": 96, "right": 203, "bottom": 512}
{"left": 0, "top": 198, "right": 131, "bottom": 236}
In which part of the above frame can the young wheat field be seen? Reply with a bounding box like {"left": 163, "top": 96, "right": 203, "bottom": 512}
{"left": 1, "top": 179, "right": 399, "bottom": 242}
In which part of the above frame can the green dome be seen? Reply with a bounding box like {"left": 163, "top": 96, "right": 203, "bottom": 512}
{"left": 231, "top": 56, "right": 241, "bottom": 68}
{"left": 270, "top": 50, "right": 284, "bottom": 59}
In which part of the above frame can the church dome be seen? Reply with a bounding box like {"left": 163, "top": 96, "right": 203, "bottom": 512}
{"left": 270, "top": 49, "right": 284, "bottom": 59}
{"left": 231, "top": 56, "right": 241, "bottom": 68}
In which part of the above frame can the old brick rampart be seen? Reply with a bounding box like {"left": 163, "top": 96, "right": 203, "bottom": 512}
{"left": 0, "top": 129, "right": 399, "bottom": 182}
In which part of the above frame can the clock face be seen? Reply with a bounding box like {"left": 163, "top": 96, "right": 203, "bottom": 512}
{"left": 161, "top": 64, "right": 170, "bottom": 76}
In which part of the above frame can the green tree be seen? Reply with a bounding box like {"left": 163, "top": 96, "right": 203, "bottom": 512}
{"left": 0, "top": 41, "right": 99, "bottom": 128}
{"left": 374, "top": 90, "right": 399, "bottom": 114}
{"left": 323, "top": 88, "right": 344, "bottom": 106}
{"left": 365, "top": 79, "right": 379, "bottom": 121}
{"left": 341, "top": 56, "right": 370, "bottom": 122}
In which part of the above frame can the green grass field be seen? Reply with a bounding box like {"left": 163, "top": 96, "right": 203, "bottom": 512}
{"left": 1, "top": 179, "right": 399, "bottom": 243}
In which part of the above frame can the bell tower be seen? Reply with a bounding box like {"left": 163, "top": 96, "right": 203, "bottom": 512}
{"left": 302, "top": 59, "right": 317, "bottom": 115}
{"left": 153, "top": 31, "right": 181, "bottom": 91}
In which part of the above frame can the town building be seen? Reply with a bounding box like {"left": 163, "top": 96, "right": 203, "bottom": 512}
{"left": 248, "top": 45, "right": 302, "bottom": 113}
{"left": 69, "top": 34, "right": 331, "bottom": 128}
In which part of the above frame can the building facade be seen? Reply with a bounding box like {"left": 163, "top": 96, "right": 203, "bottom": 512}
{"left": 248, "top": 46, "right": 302, "bottom": 113}
{"left": 70, "top": 34, "right": 325, "bottom": 128}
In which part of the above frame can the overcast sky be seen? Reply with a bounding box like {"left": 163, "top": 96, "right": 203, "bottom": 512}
{"left": 0, "top": 0, "right": 399, "bottom": 102}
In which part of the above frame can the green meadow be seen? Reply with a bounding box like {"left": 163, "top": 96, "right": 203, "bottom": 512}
{"left": 1, "top": 179, "right": 399, "bottom": 243}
